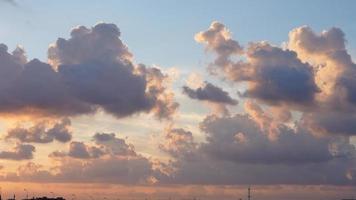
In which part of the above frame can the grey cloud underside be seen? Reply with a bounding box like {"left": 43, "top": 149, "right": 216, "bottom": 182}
{"left": 0, "top": 144, "right": 35, "bottom": 160}
{"left": 1, "top": 157, "right": 156, "bottom": 185}
{"left": 6, "top": 119, "right": 72, "bottom": 143}
{"left": 1, "top": 114, "right": 356, "bottom": 185}
{"left": 159, "top": 114, "right": 356, "bottom": 185}
{"left": 50, "top": 141, "right": 105, "bottom": 159}
{"left": 197, "top": 22, "right": 356, "bottom": 136}
{"left": 199, "top": 115, "right": 344, "bottom": 164}
{"left": 241, "top": 44, "right": 319, "bottom": 105}
{"left": 50, "top": 133, "right": 136, "bottom": 159}
{"left": 0, "top": 23, "right": 177, "bottom": 119}
{"left": 0, "top": 54, "right": 93, "bottom": 116}
{"left": 3, "top": 134, "right": 157, "bottom": 184}
{"left": 196, "top": 22, "right": 319, "bottom": 107}
{"left": 182, "top": 82, "right": 238, "bottom": 105}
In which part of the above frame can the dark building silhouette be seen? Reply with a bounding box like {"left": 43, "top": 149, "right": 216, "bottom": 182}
{"left": 0, "top": 194, "right": 65, "bottom": 200}
{"left": 23, "top": 197, "right": 65, "bottom": 200}
{"left": 7, "top": 194, "right": 15, "bottom": 200}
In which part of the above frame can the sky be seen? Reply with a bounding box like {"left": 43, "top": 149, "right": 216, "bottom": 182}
{"left": 0, "top": 0, "right": 356, "bottom": 200}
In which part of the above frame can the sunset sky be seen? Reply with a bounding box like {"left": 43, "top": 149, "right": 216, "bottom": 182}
{"left": 0, "top": 1, "right": 356, "bottom": 200}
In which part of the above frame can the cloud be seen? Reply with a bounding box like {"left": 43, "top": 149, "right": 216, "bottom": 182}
{"left": 182, "top": 82, "right": 238, "bottom": 105}
{"left": 0, "top": 23, "right": 178, "bottom": 119}
{"left": 0, "top": 50, "right": 93, "bottom": 116}
{"left": 196, "top": 22, "right": 319, "bottom": 107}
{"left": 4, "top": 135, "right": 161, "bottom": 184}
{"left": 1, "top": 20, "right": 356, "bottom": 187}
{"left": 4, "top": 156, "right": 158, "bottom": 184}
{"left": 1, "top": 113, "right": 356, "bottom": 185}
{"left": 159, "top": 126, "right": 197, "bottom": 159}
{"left": 288, "top": 26, "right": 345, "bottom": 58}
{"left": 158, "top": 113, "right": 356, "bottom": 185}
{"left": 50, "top": 23, "right": 178, "bottom": 119}
{"left": 92, "top": 133, "right": 136, "bottom": 156}
{"left": 241, "top": 43, "right": 319, "bottom": 106}
{"left": 195, "top": 21, "right": 243, "bottom": 67}
{"left": 50, "top": 133, "right": 136, "bottom": 159}
{"left": 302, "top": 112, "right": 356, "bottom": 136}
{"left": 199, "top": 114, "right": 349, "bottom": 165}
{"left": 288, "top": 26, "right": 356, "bottom": 136}
{"left": 244, "top": 100, "right": 291, "bottom": 140}
{"left": 52, "top": 156, "right": 156, "bottom": 184}
{"left": 137, "top": 65, "right": 179, "bottom": 120}
{"left": 50, "top": 141, "right": 105, "bottom": 159}
{"left": 0, "top": 144, "right": 35, "bottom": 160}
{"left": 197, "top": 22, "right": 356, "bottom": 137}
{"left": 6, "top": 118, "right": 72, "bottom": 143}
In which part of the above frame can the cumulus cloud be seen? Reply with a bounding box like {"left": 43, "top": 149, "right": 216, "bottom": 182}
{"left": 195, "top": 21, "right": 243, "bottom": 67}
{"left": 4, "top": 135, "right": 161, "bottom": 184}
{"left": 2, "top": 156, "right": 158, "bottom": 184}
{"left": 159, "top": 126, "right": 197, "bottom": 159}
{"left": 50, "top": 141, "right": 105, "bottom": 159}
{"left": 0, "top": 47, "right": 93, "bottom": 116}
{"left": 52, "top": 156, "right": 156, "bottom": 184}
{"left": 196, "top": 22, "right": 319, "bottom": 107}
{"left": 0, "top": 23, "right": 178, "bottom": 119}
{"left": 288, "top": 26, "right": 352, "bottom": 104}
{"left": 50, "top": 23, "right": 178, "bottom": 119}
{"left": 196, "top": 22, "right": 356, "bottom": 137}
{"left": 137, "top": 65, "right": 179, "bottom": 120}
{"left": 159, "top": 114, "right": 356, "bottom": 185}
{"left": 288, "top": 26, "right": 345, "bottom": 58}
{"left": 244, "top": 100, "right": 291, "bottom": 140}
{"left": 199, "top": 114, "right": 348, "bottom": 165}
{"left": 182, "top": 82, "right": 238, "bottom": 105}
{"left": 6, "top": 119, "right": 72, "bottom": 143}
{"left": 0, "top": 144, "right": 35, "bottom": 160}
{"left": 50, "top": 133, "right": 136, "bottom": 159}
{"left": 288, "top": 26, "right": 356, "bottom": 136}
{"left": 241, "top": 43, "right": 319, "bottom": 106}
{"left": 92, "top": 133, "right": 136, "bottom": 156}
{"left": 302, "top": 111, "right": 356, "bottom": 136}
{"left": 1, "top": 20, "right": 356, "bottom": 187}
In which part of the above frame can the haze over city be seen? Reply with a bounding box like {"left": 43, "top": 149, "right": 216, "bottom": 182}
{"left": 0, "top": 0, "right": 356, "bottom": 200}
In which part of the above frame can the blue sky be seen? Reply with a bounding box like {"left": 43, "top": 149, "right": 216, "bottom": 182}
{"left": 1, "top": 0, "right": 356, "bottom": 69}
